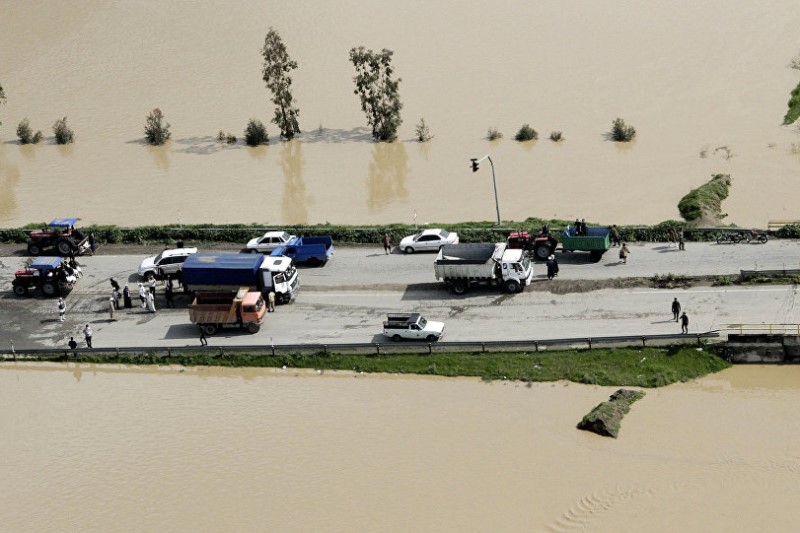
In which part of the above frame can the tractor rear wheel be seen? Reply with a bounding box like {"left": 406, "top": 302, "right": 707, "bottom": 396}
{"left": 57, "top": 240, "right": 73, "bottom": 256}
{"left": 13, "top": 284, "right": 27, "bottom": 296}
{"left": 534, "top": 244, "right": 552, "bottom": 260}
{"left": 41, "top": 281, "right": 58, "bottom": 296}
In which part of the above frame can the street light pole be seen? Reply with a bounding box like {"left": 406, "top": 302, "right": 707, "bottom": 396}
{"left": 470, "top": 155, "right": 500, "bottom": 226}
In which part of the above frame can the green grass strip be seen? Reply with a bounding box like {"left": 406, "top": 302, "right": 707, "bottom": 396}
{"left": 16, "top": 346, "right": 730, "bottom": 388}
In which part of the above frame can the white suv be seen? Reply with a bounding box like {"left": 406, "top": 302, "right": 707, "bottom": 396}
{"left": 138, "top": 247, "right": 198, "bottom": 279}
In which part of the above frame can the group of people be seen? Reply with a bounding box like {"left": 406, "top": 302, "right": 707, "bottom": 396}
{"left": 573, "top": 218, "right": 588, "bottom": 236}
{"left": 672, "top": 298, "right": 690, "bottom": 334}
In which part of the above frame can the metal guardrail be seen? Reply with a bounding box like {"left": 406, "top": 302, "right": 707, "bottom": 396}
{"left": 722, "top": 323, "right": 800, "bottom": 335}
{"left": 0, "top": 332, "right": 721, "bottom": 361}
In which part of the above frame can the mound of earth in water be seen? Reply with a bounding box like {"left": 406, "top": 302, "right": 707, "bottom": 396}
{"left": 577, "top": 388, "right": 645, "bottom": 438}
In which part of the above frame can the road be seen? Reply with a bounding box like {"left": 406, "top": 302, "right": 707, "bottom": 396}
{"left": 1, "top": 240, "right": 798, "bottom": 350}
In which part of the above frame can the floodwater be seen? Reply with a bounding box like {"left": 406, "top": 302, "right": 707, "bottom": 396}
{"left": 2, "top": 1, "right": 800, "bottom": 228}
{"left": 1, "top": 364, "right": 799, "bottom": 531}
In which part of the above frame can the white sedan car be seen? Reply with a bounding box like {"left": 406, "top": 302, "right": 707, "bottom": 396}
{"left": 245, "top": 231, "right": 296, "bottom": 253}
{"left": 399, "top": 229, "right": 459, "bottom": 254}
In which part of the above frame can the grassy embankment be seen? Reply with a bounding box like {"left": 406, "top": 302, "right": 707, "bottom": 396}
{"left": 20, "top": 346, "right": 731, "bottom": 388}
{"left": 677, "top": 174, "right": 731, "bottom": 223}
{"left": 783, "top": 80, "right": 800, "bottom": 125}
{"left": 0, "top": 217, "right": 772, "bottom": 248}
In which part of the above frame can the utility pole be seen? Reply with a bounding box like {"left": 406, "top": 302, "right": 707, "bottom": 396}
{"left": 470, "top": 155, "right": 500, "bottom": 226}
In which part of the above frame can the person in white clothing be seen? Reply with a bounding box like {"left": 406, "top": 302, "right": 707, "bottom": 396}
{"left": 138, "top": 283, "right": 147, "bottom": 308}
{"left": 57, "top": 297, "right": 66, "bottom": 321}
{"left": 145, "top": 291, "right": 156, "bottom": 313}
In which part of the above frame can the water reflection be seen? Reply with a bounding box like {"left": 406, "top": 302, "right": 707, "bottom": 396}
{"left": 366, "top": 141, "right": 408, "bottom": 212}
{"left": 246, "top": 144, "right": 269, "bottom": 160}
{"left": 417, "top": 140, "right": 432, "bottom": 161}
{"left": 0, "top": 142, "right": 20, "bottom": 221}
{"left": 279, "top": 139, "right": 309, "bottom": 224}
{"left": 56, "top": 142, "right": 75, "bottom": 158}
{"left": 146, "top": 143, "right": 171, "bottom": 172}
{"left": 19, "top": 143, "right": 37, "bottom": 161}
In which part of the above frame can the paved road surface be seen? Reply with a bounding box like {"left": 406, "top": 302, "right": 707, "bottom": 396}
{"left": 1, "top": 240, "right": 798, "bottom": 350}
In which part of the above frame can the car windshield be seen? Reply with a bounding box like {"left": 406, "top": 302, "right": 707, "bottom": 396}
{"left": 438, "top": 230, "right": 450, "bottom": 239}
{"left": 418, "top": 317, "right": 427, "bottom": 328}
{"left": 520, "top": 255, "right": 531, "bottom": 271}
{"left": 152, "top": 252, "right": 164, "bottom": 264}
{"left": 278, "top": 232, "right": 290, "bottom": 241}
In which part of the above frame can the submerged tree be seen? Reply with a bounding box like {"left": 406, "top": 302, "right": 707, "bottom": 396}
{"left": 144, "top": 108, "right": 171, "bottom": 145}
{"left": 261, "top": 28, "right": 301, "bottom": 140}
{"left": 349, "top": 46, "right": 402, "bottom": 142}
{"left": 52, "top": 116, "right": 74, "bottom": 144}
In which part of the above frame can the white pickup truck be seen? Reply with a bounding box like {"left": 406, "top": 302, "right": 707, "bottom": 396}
{"left": 383, "top": 313, "right": 445, "bottom": 342}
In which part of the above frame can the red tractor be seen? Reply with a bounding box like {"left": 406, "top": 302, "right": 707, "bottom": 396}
{"left": 12, "top": 257, "right": 78, "bottom": 297}
{"left": 27, "top": 218, "right": 90, "bottom": 256}
{"left": 506, "top": 228, "right": 559, "bottom": 260}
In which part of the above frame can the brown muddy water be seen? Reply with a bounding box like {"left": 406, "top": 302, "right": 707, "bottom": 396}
{"left": 2, "top": 1, "right": 800, "bottom": 229}
{"left": 1, "top": 364, "right": 799, "bottom": 532}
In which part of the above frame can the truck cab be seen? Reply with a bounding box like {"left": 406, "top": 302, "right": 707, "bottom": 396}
{"left": 383, "top": 313, "right": 445, "bottom": 342}
{"left": 498, "top": 248, "right": 534, "bottom": 289}
{"left": 259, "top": 256, "right": 299, "bottom": 303}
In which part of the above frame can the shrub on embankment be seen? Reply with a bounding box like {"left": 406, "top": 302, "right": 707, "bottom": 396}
{"left": 783, "top": 80, "right": 800, "bottom": 125}
{"left": 0, "top": 218, "right": 749, "bottom": 247}
{"left": 677, "top": 173, "right": 731, "bottom": 223}
{"left": 13, "top": 346, "right": 730, "bottom": 388}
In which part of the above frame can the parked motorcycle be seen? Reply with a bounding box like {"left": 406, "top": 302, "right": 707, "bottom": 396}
{"left": 716, "top": 232, "right": 741, "bottom": 244}
{"left": 746, "top": 229, "right": 768, "bottom": 244}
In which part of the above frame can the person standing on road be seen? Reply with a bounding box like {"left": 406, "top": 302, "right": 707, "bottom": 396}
{"left": 199, "top": 327, "right": 208, "bottom": 346}
{"left": 145, "top": 291, "right": 156, "bottom": 313}
{"left": 138, "top": 282, "right": 147, "bottom": 308}
{"left": 83, "top": 324, "right": 93, "bottom": 348}
{"left": 672, "top": 298, "right": 681, "bottom": 321}
{"left": 88, "top": 232, "right": 96, "bottom": 254}
{"left": 123, "top": 285, "right": 133, "bottom": 309}
{"left": 610, "top": 225, "right": 621, "bottom": 247}
{"left": 108, "top": 296, "right": 116, "bottom": 320}
{"left": 678, "top": 228, "right": 685, "bottom": 251}
{"left": 669, "top": 227, "right": 678, "bottom": 248}
{"left": 57, "top": 297, "right": 66, "bottom": 322}
{"left": 382, "top": 233, "right": 392, "bottom": 255}
{"left": 165, "top": 283, "right": 175, "bottom": 308}
{"left": 546, "top": 255, "right": 558, "bottom": 281}
{"left": 619, "top": 242, "right": 630, "bottom": 264}
{"left": 267, "top": 290, "right": 276, "bottom": 312}
{"left": 680, "top": 312, "right": 689, "bottom": 334}
{"left": 111, "top": 287, "right": 121, "bottom": 309}
{"left": 68, "top": 337, "right": 78, "bottom": 355}
{"left": 148, "top": 275, "right": 157, "bottom": 296}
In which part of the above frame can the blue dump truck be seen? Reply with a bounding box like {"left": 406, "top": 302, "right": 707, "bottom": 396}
{"left": 181, "top": 253, "right": 299, "bottom": 304}
{"left": 270, "top": 236, "right": 334, "bottom": 267}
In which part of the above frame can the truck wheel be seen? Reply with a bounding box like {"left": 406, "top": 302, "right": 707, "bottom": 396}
{"left": 42, "top": 281, "right": 57, "bottom": 296}
{"left": 404, "top": 246, "right": 414, "bottom": 254}
{"left": 27, "top": 243, "right": 41, "bottom": 256}
{"left": 13, "top": 284, "right": 27, "bottom": 296}
{"left": 533, "top": 244, "right": 551, "bottom": 261}
{"left": 247, "top": 322, "right": 261, "bottom": 334}
{"left": 451, "top": 280, "right": 467, "bottom": 295}
{"left": 589, "top": 250, "right": 604, "bottom": 263}
{"left": 392, "top": 334, "right": 402, "bottom": 342}
{"left": 504, "top": 279, "right": 521, "bottom": 293}
{"left": 307, "top": 257, "right": 321, "bottom": 267}
{"left": 57, "top": 240, "right": 73, "bottom": 256}
{"left": 202, "top": 324, "right": 218, "bottom": 336}
{"left": 426, "top": 335, "right": 437, "bottom": 343}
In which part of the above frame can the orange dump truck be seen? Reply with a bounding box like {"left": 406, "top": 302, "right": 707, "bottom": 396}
{"left": 188, "top": 288, "right": 266, "bottom": 335}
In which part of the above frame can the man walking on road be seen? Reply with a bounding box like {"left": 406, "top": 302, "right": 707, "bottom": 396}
{"left": 199, "top": 327, "right": 208, "bottom": 346}
{"left": 672, "top": 298, "right": 681, "bottom": 321}
{"left": 57, "top": 297, "right": 66, "bottom": 322}
{"left": 382, "top": 233, "right": 392, "bottom": 255}
{"left": 267, "top": 290, "right": 276, "bottom": 312}
{"left": 680, "top": 312, "right": 689, "bottom": 334}
{"left": 83, "top": 324, "right": 93, "bottom": 348}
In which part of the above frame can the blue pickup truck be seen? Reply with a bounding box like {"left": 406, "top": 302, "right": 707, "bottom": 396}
{"left": 271, "top": 236, "right": 334, "bottom": 266}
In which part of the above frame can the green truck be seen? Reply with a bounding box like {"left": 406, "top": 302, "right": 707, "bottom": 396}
{"left": 560, "top": 225, "right": 611, "bottom": 262}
